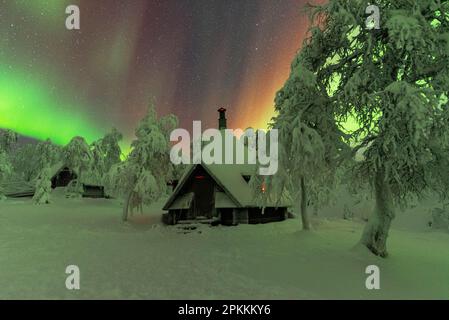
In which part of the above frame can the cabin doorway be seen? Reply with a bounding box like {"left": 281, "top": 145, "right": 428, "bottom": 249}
{"left": 191, "top": 168, "right": 215, "bottom": 219}
{"left": 51, "top": 168, "right": 77, "bottom": 189}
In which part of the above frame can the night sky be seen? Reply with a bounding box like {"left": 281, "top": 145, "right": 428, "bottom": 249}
{"left": 0, "top": 0, "right": 319, "bottom": 150}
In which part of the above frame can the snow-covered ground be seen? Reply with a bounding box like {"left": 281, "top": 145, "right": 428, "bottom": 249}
{"left": 0, "top": 189, "right": 448, "bottom": 300}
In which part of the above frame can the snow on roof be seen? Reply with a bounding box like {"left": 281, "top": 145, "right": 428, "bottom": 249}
{"left": 164, "top": 133, "right": 292, "bottom": 210}
{"left": 169, "top": 192, "right": 194, "bottom": 210}
{"left": 48, "top": 161, "right": 102, "bottom": 186}
{"left": 206, "top": 163, "right": 256, "bottom": 207}
{"left": 215, "top": 191, "right": 238, "bottom": 209}
{"left": 163, "top": 163, "right": 292, "bottom": 210}
{"left": 48, "top": 161, "right": 78, "bottom": 178}
{"left": 1, "top": 179, "right": 35, "bottom": 197}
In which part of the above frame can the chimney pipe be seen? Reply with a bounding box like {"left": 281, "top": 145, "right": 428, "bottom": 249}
{"left": 218, "top": 107, "right": 227, "bottom": 130}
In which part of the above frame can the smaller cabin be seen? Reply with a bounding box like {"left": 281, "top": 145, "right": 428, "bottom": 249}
{"left": 51, "top": 166, "right": 77, "bottom": 189}
{"left": 82, "top": 184, "right": 106, "bottom": 198}
{"left": 49, "top": 162, "right": 106, "bottom": 199}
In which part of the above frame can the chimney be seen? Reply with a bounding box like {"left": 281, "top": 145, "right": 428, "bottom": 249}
{"left": 218, "top": 107, "right": 227, "bottom": 130}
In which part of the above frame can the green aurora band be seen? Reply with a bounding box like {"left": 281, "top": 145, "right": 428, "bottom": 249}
{"left": 0, "top": 65, "right": 103, "bottom": 145}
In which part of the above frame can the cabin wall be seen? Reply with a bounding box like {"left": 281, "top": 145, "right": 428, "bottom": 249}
{"left": 248, "top": 207, "right": 287, "bottom": 224}
{"left": 82, "top": 185, "right": 106, "bottom": 198}
{"left": 219, "top": 208, "right": 235, "bottom": 226}
{"left": 236, "top": 209, "right": 249, "bottom": 224}
{"left": 219, "top": 207, "right": 286, "bottom": 225}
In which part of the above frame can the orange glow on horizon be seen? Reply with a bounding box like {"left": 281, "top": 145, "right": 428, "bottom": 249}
{"left": 229, "top": 10, "right": 311, "bottom": 131}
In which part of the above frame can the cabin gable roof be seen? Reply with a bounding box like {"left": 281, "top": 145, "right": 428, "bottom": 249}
{"left": 163, "top": 163, "right": 255, "bottom": 210}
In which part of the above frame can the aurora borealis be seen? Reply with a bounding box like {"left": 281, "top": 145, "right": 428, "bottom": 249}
{"left": 0, "top": 0, "right": 318, "bottom": 148}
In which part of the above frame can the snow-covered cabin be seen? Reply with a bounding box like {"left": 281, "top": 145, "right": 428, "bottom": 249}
{"left": 50, "top": 164, "right": 77, "bottom": 189}
{"left": 162, "top": 108, "right": 292, "bottom": 225}
{"left": 49, "top": 162, "right": 106, "bottom": 198}
{"left": 163, "top": 163, "right": 291, "bottom": 225}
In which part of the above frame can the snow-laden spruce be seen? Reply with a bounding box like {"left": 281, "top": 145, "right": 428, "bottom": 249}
{"left": 91, "top": 128, "right": 123, "bottom": 179}
{"left": 105, "top": 102, "right": 179, "bottom": 221}
{"left": 62, "top": 136, "right": 93, "bottom": 196}
{"left": 0, "top": 150, "right": 12, "bottom": 200}
{"left": 9, "top": 139, "right": 61, "bottom": 182}
{"left": 0, "top": 129, "right": 17, "bottom": 200}
{"left": 259, "top": 0, "right": 449, "bottom": 257}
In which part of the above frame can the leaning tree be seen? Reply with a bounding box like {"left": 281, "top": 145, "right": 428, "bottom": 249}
{"left": 298, "top": 0, "right": 449, "bottom": 256}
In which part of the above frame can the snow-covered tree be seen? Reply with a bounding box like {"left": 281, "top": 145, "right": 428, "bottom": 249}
{"left": 89, "top": 141, "right": 107, "bottom": 183}
{"left": 0, "top": 129, "right": 16, "bottom": 199}
{"left": 107, "top": 102, "right": 178, "bottom": 221}
{"left": 10, "top": 143, "right": 38, "bottom": 181}
{"left": 0, "top": 150, "right": 12, "bottom": 200}
{"left": 63, "top": 136, "right": 93, "bottom": 194}
{"left": 0, "top": 129, "right": 18, "bottom": 153}
{"left": 36, "top": 139, "right": 61, "bottom": 172}
{"left": 32, "top": 167, "right": 52, "bottom": 204}
{"left": 297, "top": 1, "right": 449, "bottom": 256}
{"left": 89, "top": 129, "right": 123, "bottom": 183}
{"left": 253, "top": 59, "right": 349, "bottom": 230}
{"left": 98, "top": 128, "right": 123, "bottom": 172}
{"left": 10, "top": 139, "right": 60, "bottom": 182}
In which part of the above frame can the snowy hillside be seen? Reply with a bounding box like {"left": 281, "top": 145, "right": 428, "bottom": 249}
{"left": 0, "top": 191, "right": 447, "bottom": 299}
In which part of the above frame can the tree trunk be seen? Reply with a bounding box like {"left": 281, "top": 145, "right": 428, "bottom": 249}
{"left": 77, "top": 167, "right": 84, "bottom": 195}
{"left": 300, "top": 177, "right": 312, "bottom": 230}
{"left": 360, "top": 170, "right": 395, "bottom": 258}
{"left": 122, "top": 190, "right": 133, "bottom": 222}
